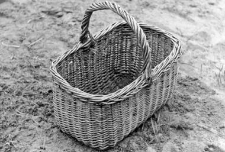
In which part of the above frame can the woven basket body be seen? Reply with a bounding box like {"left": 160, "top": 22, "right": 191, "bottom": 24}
{"left": 50, "top": 2, "right": 181, "bottom": 150}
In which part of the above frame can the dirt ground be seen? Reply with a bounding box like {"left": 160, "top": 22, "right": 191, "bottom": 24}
{"left": 0, "top": 0, "right": 225, "bottom": 152}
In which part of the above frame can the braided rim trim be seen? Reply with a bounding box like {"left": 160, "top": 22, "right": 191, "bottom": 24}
{"left": 50, "top": 22, "right": 181, "bottom": 104}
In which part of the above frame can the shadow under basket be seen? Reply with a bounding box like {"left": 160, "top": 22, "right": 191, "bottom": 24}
{"left": 50, "top": 1, "right": 181, "bottom": 150}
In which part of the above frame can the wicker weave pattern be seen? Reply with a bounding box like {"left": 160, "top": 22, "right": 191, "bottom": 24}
{"left": 50, "top": 1, "right": 181, "bottom": 150}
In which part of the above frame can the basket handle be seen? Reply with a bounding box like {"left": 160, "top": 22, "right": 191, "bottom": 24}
{"left": 79, "top": 1, "right": 152, "bottom": 78}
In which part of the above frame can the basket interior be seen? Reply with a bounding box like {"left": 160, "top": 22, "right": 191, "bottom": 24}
{"left": 56, "top": 24, "right": 174, "bottom": 95}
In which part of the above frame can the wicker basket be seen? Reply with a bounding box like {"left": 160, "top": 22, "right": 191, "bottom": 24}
{"left": 50, "top": 1, "right": 181, "bottom": 150}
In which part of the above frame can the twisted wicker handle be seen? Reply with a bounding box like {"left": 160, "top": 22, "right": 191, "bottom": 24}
{"left": 80, "top": 1, "right": 152, "bottom": 78}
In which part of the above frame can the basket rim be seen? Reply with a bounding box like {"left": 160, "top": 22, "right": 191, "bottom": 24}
{"left": 50, "top": 22, "right": 181, "bottom": 104}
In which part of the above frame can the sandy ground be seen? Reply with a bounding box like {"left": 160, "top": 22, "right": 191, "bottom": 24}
{"left": 0, "top": 0, "right": 225, "bottom": 152}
